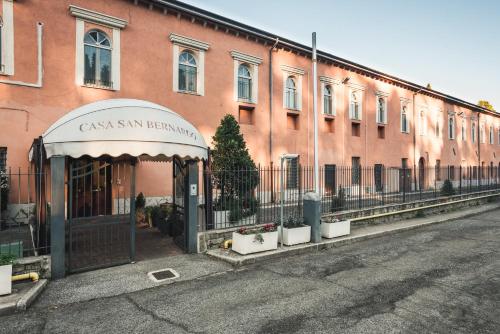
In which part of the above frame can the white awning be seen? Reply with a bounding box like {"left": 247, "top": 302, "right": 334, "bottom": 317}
{"left": 42, "top": 99, "right": 208, "bottom": 161}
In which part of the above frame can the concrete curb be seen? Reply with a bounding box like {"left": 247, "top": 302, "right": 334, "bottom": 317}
{"left": 16, "top": 279, "right": 48, "bottom": 311}
{"left": 0, "top": 279, "right": 48, "bottom": 316}
{"left": 207, "top": 203, "right": 500, "bottom": 267}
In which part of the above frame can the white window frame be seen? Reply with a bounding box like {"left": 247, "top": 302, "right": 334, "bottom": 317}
{"left": 349, "top": 87, "right": 364, "bottom": 121}
{"left": 400, "top": 99, "right": 411, "bottom": 134}
{"left": 230, "top": 50, "right": 262, "bottom": 104}
{"left": 319, "top": 76, "right": 339, "bottom": 116}
{"left": 170, "top": 33, "right": 209, "bottom": 96}
{"left": 281, "top": 65, "right": 304, "bottom": 111}
{"left": 461, "top": 117, "right": 466, "bottom": 141}
{"left": 480, "top": 123, "right": 486, "bottom": 143}
{"left": 435, "top": 110, "right": 442, "bottom": 138}
{"left": 0, "top": 0, "right": 14, "bottom": 75}
{"left": 375, "top": 91, "right": 388, "bottom": 124}
{"left": 448, "top": 114, "right": 455, "bottom": 140}
{"left": 471, "top": 121, "right": 476, "bottom": 143}
{"left": 489, "top": 125, "right": 494, "bottom": 144}
{"left": 70, "top": 5, "right": 127, "bottom": 90}
{"left": 419, "top": 110, "right": 427, "bottom": 136}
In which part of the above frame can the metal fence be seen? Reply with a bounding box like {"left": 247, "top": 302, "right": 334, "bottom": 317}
{"left": 0, "top": 167, "right": 50, "bottom": 258}
{"left": 203, "top": 164, "right": 500, "bottom": 230}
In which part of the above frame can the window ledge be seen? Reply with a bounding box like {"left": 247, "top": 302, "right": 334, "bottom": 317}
{"left": 286, "top": 109, "right": 301, "bottom": 115}
{"left": 82, "top": 84, "right": 116, "bottom": 91}
{"left": 376, "top": 122, "right": 387, "bottom": 126}
{"left": 350, "top": 119, "right": 361, "bottom": 123}
{"left": 323, "top": 114, "right": 335, "bottom": 119}
{"left": 238, "top": 99, "right": 255, "bottom": 105}
{"left": 177, "top": 90, "right": 202, "bottom": 96}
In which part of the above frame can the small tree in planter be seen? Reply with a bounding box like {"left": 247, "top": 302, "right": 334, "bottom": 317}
{"left": 0, "top": 254, "right": 15, "bottom": 296}
{"left": 440, "top": 179, "right": 455, "bottom": 197}
{"left": 279, "top": 216, "right": 311, "bottom": 246}
{"left": 232, "top": 223, "right": 278, "bottom": 255}
{"left": 211, "top": 115, "right": 259, "bottom": 224}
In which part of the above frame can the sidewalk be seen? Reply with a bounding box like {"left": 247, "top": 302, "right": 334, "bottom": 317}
{"left": 207, "top": 202, "right": 500, "bottom": 266}
{"left": 34, "top": 253, "right": 232, "bottom": 308}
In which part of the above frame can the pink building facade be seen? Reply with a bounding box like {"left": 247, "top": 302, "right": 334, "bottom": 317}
{"left": 0, "top": 0, "right": 499, "bottom": 188}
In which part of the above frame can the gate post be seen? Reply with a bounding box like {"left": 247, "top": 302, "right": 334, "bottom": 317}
{"left": 186, "top": 160, "right": 199, "bottom": 253}
{"left": 130, "top": 160, "right": 136, "bottom": 262}
{"left": 50, "top": 156, "right": 66, "bottom": 279}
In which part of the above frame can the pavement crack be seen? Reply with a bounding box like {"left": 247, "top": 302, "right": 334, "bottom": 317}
{"left": 124, "top": 295, "right": 205, "bottom": 334}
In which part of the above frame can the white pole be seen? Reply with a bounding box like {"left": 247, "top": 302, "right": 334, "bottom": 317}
{"left": 312, "top": 32, "right": 319, "bottom": 195}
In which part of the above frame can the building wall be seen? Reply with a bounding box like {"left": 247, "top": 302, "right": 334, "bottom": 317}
{"left": 0, "top": 0, "right": 499, "bottom": 198}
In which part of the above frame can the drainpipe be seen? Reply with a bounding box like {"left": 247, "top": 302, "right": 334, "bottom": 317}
{"left": 0, "top": 22, "right": 44, "bottom": 88}
{"left": 412, "top": 88, "right": 423, "bottom": 189}
{"left": 477, "top": 111, "right": 481, "bottom": 182}
{"left": 268, "top": 38, "right": 279, "bottom": 163}
{"left": 269, "top": 38, "right": 278, "bottom": 202}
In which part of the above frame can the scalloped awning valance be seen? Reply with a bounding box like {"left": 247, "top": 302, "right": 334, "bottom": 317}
{"left": 42, "top": 99, "right": 208, "bottom": 161}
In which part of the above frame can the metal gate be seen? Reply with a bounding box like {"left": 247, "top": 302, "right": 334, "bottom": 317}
{"left": 172, "top": 158, "right": 187, "bottom": 251}
{"left": 67, "top": 159, "right": 133, "bottom": 273}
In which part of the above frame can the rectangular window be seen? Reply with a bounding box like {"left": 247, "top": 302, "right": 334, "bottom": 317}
{"left": 448, "top": 165, "right": 455, "bottom": 180}
{"left": 489, "top": 126, "right": 494, "bottom": 144}
{"left": 238, "top": 106, "right": 254, "bottom": 125}
{"left": 286, "top": 158, "right": 298, "bottom": 189}
{"left": 351, "top": 123, "right": 360, "bottom": 137}
{"left": 352, "top": 157, "right": 361, "bottom": 185}
{"left": 374, "top": 164, "right": 383, "bottom": 192}
{"left": 436, "top": 159, "right": 441, "bottom": 181}
{"left": 448, "top": 116, "right": 455, "bottom": 140}
{"left": 324, "top": 164, "right": 336, "bottom": 195}
{"left": 377, "top": 126, "right": 385, "bottom": 139}
{"left": 0, "top": 147, "right": 6, "bottom": 171}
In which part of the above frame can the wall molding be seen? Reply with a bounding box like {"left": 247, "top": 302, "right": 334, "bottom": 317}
{"left": 69, "top": 5, "right": 128, "bottom": 29}
{"left": 169, "top": 33, "right": 209, "bottom": 50}
{"left": 319, "top": 75, "right": 340, "bottom": 85}
{"left": 280, "top": 64, "right": 304, "bottom": 76}
{"left": 230, "top": 50, "right": 262, "bottom": 65}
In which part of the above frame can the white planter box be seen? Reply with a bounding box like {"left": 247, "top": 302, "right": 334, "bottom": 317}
{"left": 0, "top": 264, "right": 12, "bottom": 296}
{"left": 321, "top": 220, "right": 351, "bottom": 239}
{"left": 278, "top": 225, "right": 311, "bottom": 246}
{"left": 232, "top": 230, "right": 278, "bottom": 255}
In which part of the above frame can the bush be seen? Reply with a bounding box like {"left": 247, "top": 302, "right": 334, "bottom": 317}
{"left": 331, "top": 187, "right": 346, "bottom": 212}
{"left": 440, "top": 179, "right": 455, "bottom": 196}
{"left": 229, "top": 197, "right": 259, "bottom": 222}
{"left": 135, "top": 192, "right": 146, "bottom": 209}
{"left": 0, "top": 254, "right": 16, "bottom": 266}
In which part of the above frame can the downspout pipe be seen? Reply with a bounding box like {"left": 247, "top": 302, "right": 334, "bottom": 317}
{"left": 413, "top": 88, "right": 423, "bottom": 189}
{"left": 269, "top": 38, "right": 279, "bottom": 164}
{"left": 477, "top": 111, "right": 481, "bottom": 181}
{"left": 0, "top": 22, "right": 44, "bottom": 88}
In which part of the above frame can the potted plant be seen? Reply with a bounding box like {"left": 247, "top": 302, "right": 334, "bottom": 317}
{"left": 0, "top": 254, "right": 15, "bottom": 296}
{"left": 232, "top": 223, "right": 278, "bottom": 255}
{"left": 321, "top": 216, "right": 350, "bottom": 239}
{"left": 278, "top": 216, "right": 311, "bottom": 246}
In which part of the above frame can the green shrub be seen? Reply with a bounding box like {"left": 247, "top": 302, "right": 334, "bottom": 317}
{"left": 440, "top": 179, "right": 455, "bottom": 196}
{"left": 229, "top": 196, "right": 259, "bottom": 222}
{"left": 331, "top": 187, "right": 346, "bottom": 212}
{"left": 135, "top": 192, "right": 146, "bottom": 209}
{"left": 0, "top": 254, "right": 16, "bottom": 266}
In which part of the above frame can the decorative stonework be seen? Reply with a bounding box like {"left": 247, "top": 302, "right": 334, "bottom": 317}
{"left": 169, "top": 33, "right": 210, "bottom": 50}
{"left": 230, "top": 51, "right": 262, "bottom": 65}
{"left": 69, "top": 5, "right": 128, "bottom": 29}
{"left": 280, "top": 64, "right": 304, "bottom": 76}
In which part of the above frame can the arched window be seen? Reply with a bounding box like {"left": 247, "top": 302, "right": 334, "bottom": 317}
{"left": 419, "top": 110, "right": 426, "bottom": 135}
{"left": 377, "top": 97, "right": 386, "bottom": 123}
{"left": 471, "top": 122, "right": 476, "bottom": 143}
{"left": 237, "top": 64, "right": 252, "bottom": 100}
{"left": 285, "top": 76, "right": 297, "bottom": 110}
{"left": 178, "top": 51, "right": 197, "bottom": 92}
{"left": 323, "top": 85, "right": 333, "bottom": 115}
{"left": 401, "top": 105, "right": 409, "bottom": 133}
{"left": 461, "top": 119, "right": 466, "bottom": 141}
{"left": 448, "top": 116, "right": 455, "bottom": 139}
{"left": 350, "top": 92, "right": 360, "bottom": 120}
{"left": 84, "top": 30, "right": 112, "bottom": 87}
{"left": 489, "top": 126, "right": 494, "bottom": 144}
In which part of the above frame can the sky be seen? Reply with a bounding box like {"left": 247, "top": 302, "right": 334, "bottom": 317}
{"left": 181, "top": 0, "right": 499, "bottom": 109}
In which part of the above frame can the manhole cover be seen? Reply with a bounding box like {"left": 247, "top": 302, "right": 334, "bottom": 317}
{"left": 147, "top": 268, "right": 179, "bottom": 282}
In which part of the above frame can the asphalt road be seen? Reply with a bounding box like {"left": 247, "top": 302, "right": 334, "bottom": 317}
{"left": 2, "top": 209, "right": 499, "bottom": 333}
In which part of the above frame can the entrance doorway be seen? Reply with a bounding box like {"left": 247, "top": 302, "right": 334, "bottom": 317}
{"left": 418, "top": 157, "right": 426, "bottom": 190}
